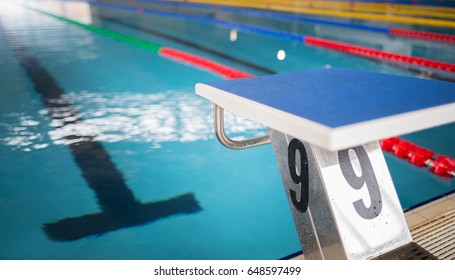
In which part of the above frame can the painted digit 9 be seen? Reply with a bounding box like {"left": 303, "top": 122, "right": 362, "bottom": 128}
{"left": 288, "top": 139, "right": 309, "bottom": 213}
{"left": 338, "top": 146, "right": 382, "bottom": 219}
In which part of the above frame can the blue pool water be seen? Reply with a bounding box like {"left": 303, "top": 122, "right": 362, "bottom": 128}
{"left": 0, "top": 0, "right": 454, "bottom": 259}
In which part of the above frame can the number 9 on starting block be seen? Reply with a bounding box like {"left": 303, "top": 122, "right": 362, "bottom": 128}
{"left": 269, "top": 129, "right": 411, "bottom": 259}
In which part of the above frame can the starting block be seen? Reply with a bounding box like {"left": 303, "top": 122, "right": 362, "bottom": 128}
{"left": 195, "top": 68, "right": 455, "bottom": 260}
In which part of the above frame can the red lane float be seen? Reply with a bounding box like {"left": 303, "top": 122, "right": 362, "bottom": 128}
{"left": 390, "top": 28, "right": 455, "bottom": 44}
{"left": 159, "top": 47, "right": 253, "bottom": 79}
{"left": 380, "top": 137, "right": 455, "bottom": 178}
{"left": 304, "top": 36, "right": 455, "bottom": 73}
{"left": 432, "top": 155, "right": 455, "bottom": 178}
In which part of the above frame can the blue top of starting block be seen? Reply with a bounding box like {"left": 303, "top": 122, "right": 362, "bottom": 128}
{"left": 195, "top": 68, "right": 455, "bottom": 150}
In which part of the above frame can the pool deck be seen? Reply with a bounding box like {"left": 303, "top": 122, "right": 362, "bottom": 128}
{"left": 291, "top": 193, "right": 455, "bottom": 260}
{"left": 405, "top": 193, "right": 455, "bottom": 229}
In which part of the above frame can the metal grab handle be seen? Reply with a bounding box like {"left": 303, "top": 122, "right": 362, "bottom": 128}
{"left": 214, "top": 104, "right": 271, "bottom": 150}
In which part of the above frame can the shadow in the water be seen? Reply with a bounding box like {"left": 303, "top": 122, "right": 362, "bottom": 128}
{"left": 3, "top": 28, "right": 202, "bottom": 241}
{"left": 44, "top": 193, "right": 201, "bottom": 241}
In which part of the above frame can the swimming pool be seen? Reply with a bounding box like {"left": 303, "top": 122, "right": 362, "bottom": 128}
{"left": 0, "top": 0, "right": 454, "bottom": 260}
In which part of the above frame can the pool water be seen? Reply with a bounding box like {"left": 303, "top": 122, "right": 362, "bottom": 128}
{"left": 0, "top": 0, "right": 454, "bottom": 259}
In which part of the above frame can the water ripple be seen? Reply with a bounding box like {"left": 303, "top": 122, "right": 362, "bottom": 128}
{"left": 1, "top": 90, "right": 266, "bottom": 151}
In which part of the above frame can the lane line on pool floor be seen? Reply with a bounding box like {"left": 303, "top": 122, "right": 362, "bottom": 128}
{"left": 0, "top": 20, "right": 202, "bottom": 241}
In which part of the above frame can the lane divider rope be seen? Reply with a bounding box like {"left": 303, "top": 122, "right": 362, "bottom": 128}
{"left": 23, "top": 5, "right": 253, "bottom": 80}
{"left": 381, "top": 137, "right": 455, "bottom": 178}
{"left": 158, "top": 47, "right": 253, "bottom": 79}
{"left": 79, "top": 0, "right": 455, "bottom": 74}
{"left": 121, "top": 0, "right": 455, "bottom": 43}
{"left": 344, "top": 0, "right": 455, "bottom": 9}
{"left": 168, "top": 0, "right": 455, "bottom": 28}
{"left": 225, "top": 0, "right": 455, "bottom": 18}
{"left": 389, "top": 27, "right": 455, "bottom": 43}
{"left": 215, "top": 6, "right": 455, "bottom": 43}
{"left": 304, "top": 36, "right": 455, "bottom": 72}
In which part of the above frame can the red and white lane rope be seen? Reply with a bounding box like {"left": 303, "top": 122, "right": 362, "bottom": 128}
{"left": 159, "top": 47, "right": 253, "bottom": 79}
{"left": 380, "top": 137, "right": 455, "bottom": 178}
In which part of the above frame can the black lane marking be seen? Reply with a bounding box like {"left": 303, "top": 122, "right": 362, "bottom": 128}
{"left": 2, "top": 27, "right": 202, "bottom": 242}
{"left": 98, "top": 15, "right": 277, "bottom": 75}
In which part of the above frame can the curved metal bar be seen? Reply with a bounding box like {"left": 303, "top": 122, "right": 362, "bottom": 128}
{"left": 213, "top": 104, "right": 271, "bottom": 150}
